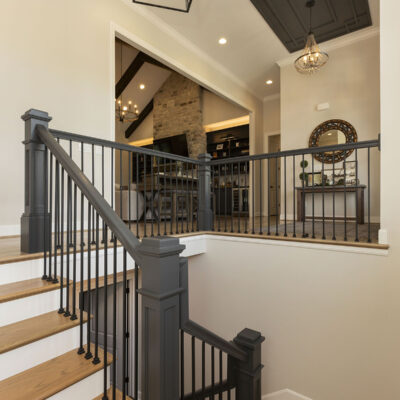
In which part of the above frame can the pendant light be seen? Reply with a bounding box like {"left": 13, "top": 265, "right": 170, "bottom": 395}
{"left": 294, "top": 0, "right": 329, "bottom": 74}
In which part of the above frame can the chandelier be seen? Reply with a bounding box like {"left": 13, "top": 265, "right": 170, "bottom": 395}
{"left": 132, "top": 0, "right": 193, "bottom": 13}
{"left": 294, "top": 0, "right": 329, "bottom": 74}
{"left": 115, "top": 43, "right": 140, "bottom": 123}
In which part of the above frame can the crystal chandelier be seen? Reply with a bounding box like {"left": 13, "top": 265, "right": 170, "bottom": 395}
{"left": 294, "top": 0, "right": 328, "bottom": 74}
{"left": 115, "top": 43, "right": 140, "bottom": 123}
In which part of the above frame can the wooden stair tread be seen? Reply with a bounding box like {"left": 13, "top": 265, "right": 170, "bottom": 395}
{"left": 0, "top": 345, "right": 112, "bottom": 400}
{"left": 93, "top": 386, "right": 134, "bottom": 400}
{"left": 0, "top": 310, "right": 87, "bottom": 354}
{"left": 0, "top": 277, "right": 62, "bottom": 303}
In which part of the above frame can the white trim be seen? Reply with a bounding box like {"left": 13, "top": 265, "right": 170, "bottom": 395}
{"left": 264, "top": 130, "right": 281, "bottom": 137}
{"left": 263, "top": 389, "right": 312, "bottom": 400}
{"left": 378, "top": 228, "right": 388, "bottom": 245}
{"left": 119, "top": 1, "right": 259, "bottom": 100}
{"left": 276, "top": 26, "right": 380, "bottom": 68}
{"left": 263, "top": 93, "right": 280, "bottom": 102}
{"left": 0, "top": 224, "right": 19, "bottom": 237}
{"left": 203, "top": 234, "right": 389, "bottom": 256}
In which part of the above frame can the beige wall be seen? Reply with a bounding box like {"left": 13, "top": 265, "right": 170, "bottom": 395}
{"left": 0, "top": 0, "right": 262, "bottom": 234}
{"left": 280, "top": 35, "right": 381, "bottom": 221}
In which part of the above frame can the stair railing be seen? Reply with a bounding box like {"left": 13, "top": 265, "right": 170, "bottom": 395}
{"left": 21, "top": 109, "right": 265, "bottom": 400}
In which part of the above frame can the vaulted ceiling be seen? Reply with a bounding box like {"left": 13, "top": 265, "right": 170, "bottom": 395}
{"left": 127, "top": 0, "right": 379, "bottom": 100}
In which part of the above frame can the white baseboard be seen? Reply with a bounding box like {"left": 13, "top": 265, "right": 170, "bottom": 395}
{"left": 0, "top": 224, "right": 19, "bottom": 237}
{"left": 263, "top": 389, "right": 312, "bottom": 400}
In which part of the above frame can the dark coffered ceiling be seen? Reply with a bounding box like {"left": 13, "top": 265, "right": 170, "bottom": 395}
{"left": 250, "top": 0, "right": 372, "bottom": 53}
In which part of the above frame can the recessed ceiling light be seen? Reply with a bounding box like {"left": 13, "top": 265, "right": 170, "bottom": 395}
{"left": 218, "top": 37, "right": 227, "bottom": 45}
{"left": 139, "top": 84, "right": 145, "bottom": 90}
{"left": 266, "top": 80, "right": 273, "bottom": 85}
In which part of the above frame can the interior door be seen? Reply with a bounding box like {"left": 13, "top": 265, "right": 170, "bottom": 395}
{"left": 268, "top": 135, "right": 281, "bottom": 216}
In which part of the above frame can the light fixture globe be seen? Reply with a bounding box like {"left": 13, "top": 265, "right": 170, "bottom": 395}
{"left": 294, "top": 32, "right": 329, "bottom": 74}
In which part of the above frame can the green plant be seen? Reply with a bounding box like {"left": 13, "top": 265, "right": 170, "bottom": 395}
{"left": 299, "top": 160, "right": 309, "bottom": 168}
{"left": 299, "top": 172, "right": 309, "bottom": 181}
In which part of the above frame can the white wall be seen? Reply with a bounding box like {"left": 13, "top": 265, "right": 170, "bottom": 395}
{"left": 280, "top": 35, "right": 381, "bottom": 222}
{"left": 0, "top": 0, "right": 262, "bottom": 235}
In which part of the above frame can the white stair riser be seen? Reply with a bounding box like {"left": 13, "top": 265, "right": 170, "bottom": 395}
{"left": 0, "top": 288, "right": 66, "bottom": 326}
{"left": 0, "top": 323, "right": 87, "bottom": 381}
{"left": 48, "top": 367, "right": 110, "bottom": 400}
{"left": 0, "top": 248, "right": 134, "bottom": 286}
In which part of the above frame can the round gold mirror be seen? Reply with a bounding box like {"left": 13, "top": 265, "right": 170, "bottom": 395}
{"left": 309, "top": 119, "right": 357, "bottom": 163}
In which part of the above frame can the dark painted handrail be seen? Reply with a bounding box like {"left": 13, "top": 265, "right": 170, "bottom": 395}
{"left": 182, "top": 319, "right": 247, "bottom": 362}
{"left": 37, "top": 125, "right": 144, "bottom": 265}
{"left": 50, "top": 128, "right": 201, "bottom": 165}
{"left": 209, "top": 138, "right": 380, "bottom": 165}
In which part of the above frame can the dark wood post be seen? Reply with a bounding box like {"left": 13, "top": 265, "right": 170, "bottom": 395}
{"left": 21, "top": 109, "right": 52, "bottom": 253}
{"left": 138, "top": 236, "right": 185, "bottom": 400}
{"left": 233, "top": 328, "right": 265, "bottom": 400}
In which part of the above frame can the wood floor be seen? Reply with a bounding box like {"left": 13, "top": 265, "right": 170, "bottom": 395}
{"left": 0, "top": 217, "right": 384, "bottom": 265}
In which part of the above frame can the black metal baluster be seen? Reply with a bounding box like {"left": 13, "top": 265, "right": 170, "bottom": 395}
{"left": 225, "top": 164, "right": 227, "bottom": 233}
{"left": 301, "top": 154, "right": 306, "bottom": 238}
{"left": 238, "top": 162, "right": 241, "bottom": 233}
{"left": 176, "top": 162, "right": 179, "bottom": 234}
{"left": 144, "top": 154, "right": 147, "bottom": 237}
{"left": 217, "top": 164, "right": 221, "bottom": 232}
{"left": 267, "top": 158, "right": 271, "bottom": 235}
{"left": 344, "top": 158, "right": 347, "bottom": 241}
{"left": 192, "top": 336, "right": 196, "bottom": 396}
{"left": 101, "top": 146, "right": 105, "bottom": 244}
{"left": 312, "top": 156, "right": 315, "bottom": 239}
{"left": 85, "top": 201, "right": 93, "bottom": 360}
{"left": 181, "top": 162, "right": 185, "bottom": 234}
{"left": 112, "top": 238, "right": 117, "bottom": 399}
{"left": 48, "top": 154, "right": 53, "bottom": 282}
{"left": 211, "top": 346, "right": 215, "bottom": 400}
{"left": 219, "top": 350, "right": 223, "bottom": 400}
{"left": 284, "top": 156, "right": 287, "bottom": 237}
{"left": 103, "top": 225, "right": 108, "bottom": 399}
{"left": 332, "top": 152, "right": 336, "bottom": 240}
{"left": 93, "top": 212, "right": 100, "bottom": 364}
{"left": 368, "top": 147, "right": 371, "bottom": 243}
{"left": 64, "top": 174, "right": 71, "bottom": 317}
{"left": 355, "top": 149, "right": 359, "bottom": 242}
{"left": 322, "top": 154, "right": 326, "bottom": 240}
{"left": 231, "top": 164, "right": 234, "bottom": 233}
{"left": 163, "top": 157, "right": 167, "bottom": 235}
{"left": 191, "top": 163, "right": 195, "bottom": 233}
{"left": 259, "top": 160, "right": 263, "bottom": 235}
{"left": 134, "top": 260, "right": 139, "bottom": 400}
{"left": 252, "top": 160, "right": 255, "bottom": 234}
{"left": 292, "top": 156, "right": 296, "bottom": 237}
{"left": 78, "top": 191, "right": 85, "bottom": 355}
{"left": 111, "top": 148, "right": 115, "bottom": 243}
{"left": 136, "top": 153, "right": 139, "bottom": 238}
{"left": 57, "top": 167, "right": 63, "bottom": 293}
{"left": 120, "top": 149, "right": 123, "bottom": 226}
{"left": 43, "top": 147, "right": 48, "bottom": 280}
{"left": 71, "top": 183, "right": 77, "bottom": 320}
{"left": 186, "top": 162, "right": 189, "bottom": 233}
{"left": 157, "top": 157, "right": 161, "bottom": 236}
{"left": 202, "top": 341, "right": 206, "bottom": 395}
{"left": 151, "top": 156, "right": 154, "bottom": 237}
{"left": 180, "top": 330, "right": 184, "bottom": 400}
{"left": 129, "top": 152, "right": 132, "bottom": 233}
{"left": 244, "top": 162, "right": 248, "bottom": 234}
{"left": 122, "top": 249, "right": 127, "bottom": 398}
{"left": 170, "top": 160, "right": 173, "bottom": 235}
{"left": 52, "top": 161, "right": 60, "bottom": 283}
{"left": 91, "top": 144, "right": 95, "bottom": 245}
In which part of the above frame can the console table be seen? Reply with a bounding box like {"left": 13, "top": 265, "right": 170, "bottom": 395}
{"left": 296, "top": 185, "right": 366, "bottom": 224}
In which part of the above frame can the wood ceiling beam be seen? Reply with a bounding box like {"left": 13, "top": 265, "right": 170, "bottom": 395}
{"left": 125, "top": 100, "right": 154, "bottom": 139}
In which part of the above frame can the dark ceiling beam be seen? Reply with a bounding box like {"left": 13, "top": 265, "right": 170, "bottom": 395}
{"left": 125, "top": 100, "right": 154, "bottom": 139}
{"left": 115, "top": 51, "right": 172, "bottom": 99}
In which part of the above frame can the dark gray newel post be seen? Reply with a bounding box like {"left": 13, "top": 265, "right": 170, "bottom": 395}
{"left": 138, "top": 236, "right": 185, "bottom": 400}
{"left": 197, "top": 153, "right": 213, "bottom": 231}
{"left": 233, "top": 328, "right": 265, "bottom": 400}
{"left": 21, "top": 109, "right": 52, "bottom": 253}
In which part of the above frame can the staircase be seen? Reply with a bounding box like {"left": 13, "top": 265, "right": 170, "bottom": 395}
{"left": 0, "top": 255, "right": 123, "bottom": 399}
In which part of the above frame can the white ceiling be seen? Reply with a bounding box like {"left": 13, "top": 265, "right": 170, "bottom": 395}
{"left": 127, "top": 0, "right": 380, "bottom": 100}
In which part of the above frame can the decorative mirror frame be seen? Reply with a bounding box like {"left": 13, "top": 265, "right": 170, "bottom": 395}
{"left": 309, "top": 119, "right": 358, "bottom": 163}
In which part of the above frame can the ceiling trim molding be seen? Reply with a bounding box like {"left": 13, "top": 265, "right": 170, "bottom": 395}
{"left": 263, "top": 93, "right": 280, "bottom": 102}
{"left": 276, "top": 26, "right": 380, "bottom": 68}
{"left": 122, "top": 0, "right": 260, "bottom": 100}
